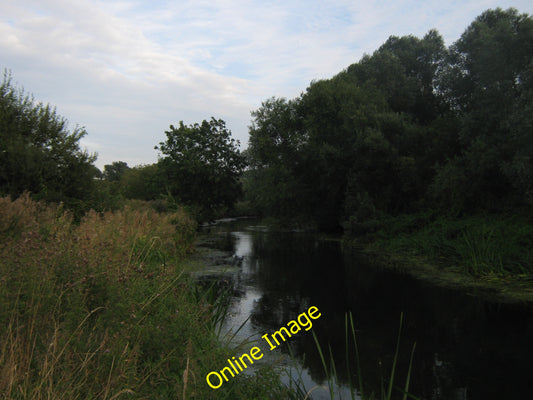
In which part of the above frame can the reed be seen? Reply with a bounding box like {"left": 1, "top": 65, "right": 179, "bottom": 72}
{"left": 373, "top": 213, "right": 533, "bottom": 277}
{"left": 305, "top": 312, "right": 418, "bottom": 400}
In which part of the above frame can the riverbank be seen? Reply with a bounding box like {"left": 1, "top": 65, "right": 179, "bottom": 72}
{"left": 351, "top": 246, "right": 533, "bottom": 304}
{"left": 0, "top": 196, "right": 291, "bottom": 400}
{"left": 343, "top": 212, "right": 533, "bottom": 304}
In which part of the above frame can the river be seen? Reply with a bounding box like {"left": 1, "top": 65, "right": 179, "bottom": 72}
{"left": 193, "top": 219, "right": 533, "bottom": 400}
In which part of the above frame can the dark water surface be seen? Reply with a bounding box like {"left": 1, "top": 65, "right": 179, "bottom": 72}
{"left": 197, "top": 220, "right": 533, "bottom": 400}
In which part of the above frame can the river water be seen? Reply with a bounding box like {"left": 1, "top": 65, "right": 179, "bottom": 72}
{"left": 194, "top": 220, "right": 533, "bottom": 400}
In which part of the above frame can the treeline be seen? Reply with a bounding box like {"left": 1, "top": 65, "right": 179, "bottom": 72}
{"left": 98, "top": 118, "right": 246, "bottom": 220}
{"left": 0, "top": 71, "right": 245, "bottom": 220}
{"left": 2, "top": 7, "right": 532, "bottom": 231}
{"left": 244, "top": 8, "right": 533, "bottom": 232}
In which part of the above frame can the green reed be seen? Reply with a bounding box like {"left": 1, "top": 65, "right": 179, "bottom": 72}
{"left": 302, "top": 312, "right": 418, "bottom": 400}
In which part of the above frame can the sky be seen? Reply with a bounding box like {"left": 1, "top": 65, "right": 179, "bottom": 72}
{"left": 1, "top": 0, "right": 532, "bottom": 170}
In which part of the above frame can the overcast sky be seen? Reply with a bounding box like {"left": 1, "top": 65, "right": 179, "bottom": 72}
{"left": 1, "top": 0, "right": 532, "bottom": 169}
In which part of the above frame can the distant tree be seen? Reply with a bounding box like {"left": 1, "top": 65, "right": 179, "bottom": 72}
{"left": 103, "top": 161, "right": 130, "bottom": 181}
{"left": 120, "top": 163, "right": 166, "bottom": 201}
{"left": 156, "top": 118, "right": 246, "bottom": 219}
{"left": 0, "top": 71, "right": 97, "bottom": 206}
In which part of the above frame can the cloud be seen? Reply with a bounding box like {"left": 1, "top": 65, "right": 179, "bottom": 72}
{"left": 0, "top": 0, "right": 257, "bottom": 167}
{"left": 1, "top": 0, "right": 532, "bottom": 168}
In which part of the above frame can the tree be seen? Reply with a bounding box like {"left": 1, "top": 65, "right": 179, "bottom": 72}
{"left": 244, "top": 8, "right": 533, "bottom": 230}
{"left": 246, "top": 97, "right": 309, "bottom": 219}
{"left": 103, "top": 161, "right": 130, "bottom": 182}
{"left": 120, "top": 164, "right": 166, "bottom": 201}
{"left": 246, "top": 32, "right": 448, "bottom": 230}
{"left": 348, "top": 30, "right": 446, "bottom": 122}
{"left": 0, "top": 71, "right": 97, "bottom": 206}
{"left": 156, "top": 118, "right": 246, "bottom": 219}
{"left": 433, "top": 8, "right": 533, "bottom": 209}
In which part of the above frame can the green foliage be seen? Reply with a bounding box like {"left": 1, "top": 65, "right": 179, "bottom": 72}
{"left": 103, "top": 161, "right": 130, "bottom": 182}
{"left": 432, "top": 7, "right": 533, "bottom": 209}
{"left": 120, "top": 163, "right": 167, "bottom": 201}
{"left": 0, "top": 70, "right": 98, "bottom": 209}
{"left": 245, "top": 97, "right": 310, "bottom": 221}
{"left": 244, "top": 8, "right": 533, "bottom": 238}
{"left": 303, "top": 313, "right": 418, "bottom": 400}
{"left": 373, "top": 213, "right": 533, "bottom": 276}
{"left": 156, "top": 118, "right": 246, "bottom": 221}
{"left": 348, "top": 30, "right": 446, "bottom": 122}
{"left": 246, "top": 29, "right": 449, "bottom": 230}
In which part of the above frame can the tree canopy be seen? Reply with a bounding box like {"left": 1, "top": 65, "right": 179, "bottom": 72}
{"left": 433, "top": 7, "right": 533, "bottom": 209}
{"left": 0, "top": 71, "right": 98, "bottom": 207}
{"left": 244, "top": 8, "right": 533, "bottom": 231}
{"left": 103, "top": 161, "right": 130, "bottom": 182}
{"left": 156, "top": 118, "right": 246, "bottom": 219}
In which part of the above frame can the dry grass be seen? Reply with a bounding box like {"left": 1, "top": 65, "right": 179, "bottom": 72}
{"left": 0, "top": 194, "right": 200, "bottom": 399}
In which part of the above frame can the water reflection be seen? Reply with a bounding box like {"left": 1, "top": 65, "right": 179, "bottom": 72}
{"left": 200, "top": 221, "right": 533, "bottom": 400}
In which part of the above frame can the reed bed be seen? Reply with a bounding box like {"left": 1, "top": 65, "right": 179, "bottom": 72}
{"left": 371, "top": 213, "right": 533, "bottom": 277}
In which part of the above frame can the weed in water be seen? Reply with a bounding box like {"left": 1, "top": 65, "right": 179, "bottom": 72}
{"left": 307, "top": 312, "right": 417, "bottom": 400}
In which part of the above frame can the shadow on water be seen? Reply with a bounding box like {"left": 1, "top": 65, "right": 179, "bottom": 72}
{"left": 197, "top": 220, "right": 533, "bottom": 400}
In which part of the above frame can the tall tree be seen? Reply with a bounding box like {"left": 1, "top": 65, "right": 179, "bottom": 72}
{"left": 245, "top": 8, "right": 533, "bottom": 231}
{"left": 0, "top": 71, "right": 97, "bottom": 205}
{"left": 246, "top": 97, "right": 308, "bottom": 218}
{"left": 348, "top": 30, "right": 446, "bottom": 122}
{"left": 246, "top": 30, "right": 449, "bottom": 230}
{"left": 156, "top": 118, "right": 246, "bottom": 218}
{"left": 103, "top": 161, "right": 130, "bottom": 182}
{"left": 120, "top": 164, "right": 166, "bottom": 201}
{"left": 433, "top": 8, "right": 533, "bottom": 209}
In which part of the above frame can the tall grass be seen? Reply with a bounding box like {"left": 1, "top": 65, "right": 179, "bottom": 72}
{"left": 0, "top": 194, "right": 290, "bottom": 399}
{"left": 373, "top": 214, "right": 533, "bottom": 276}
{"left": 301, "top": 313, "right": 417, "bottom": 400}
{"left": 0, "top": 194, "right": 195, "bottom": 398}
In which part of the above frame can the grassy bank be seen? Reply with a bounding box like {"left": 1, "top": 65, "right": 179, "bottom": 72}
{"left": 345, "top": 212, "right": 533, "bottom": 303}
{"left": 0, "top": 194, "right": 291, "bottom": 399}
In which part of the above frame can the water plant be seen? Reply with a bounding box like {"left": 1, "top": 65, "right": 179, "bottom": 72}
{"left": 371, "top": 213, "right": 533, "bottom": 277}
{"left": 300, "top": 312, "right": 417, "bottom": 400}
